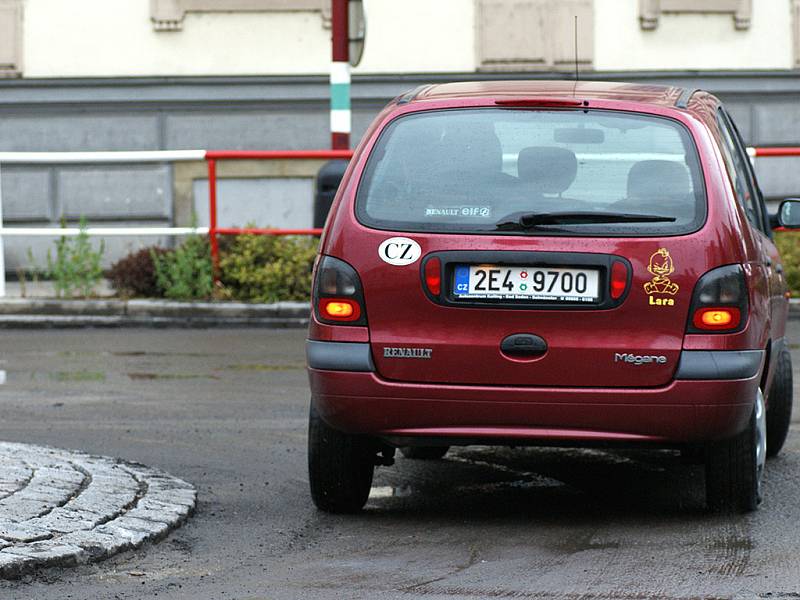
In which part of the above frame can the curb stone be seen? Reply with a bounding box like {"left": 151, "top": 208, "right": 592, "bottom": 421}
{"left": 0, "top": 297, "right": 798, "bottom": 328}
{"left": 0, "top": 442, "right": 197, "bottom": 579}
{"left": 789, "top": 298, "right": 800, "bottom": 319}
{"left": 0, "top": 299, "right": 310, "bottom": 328}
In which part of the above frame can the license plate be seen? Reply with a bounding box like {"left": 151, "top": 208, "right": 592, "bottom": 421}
{"left": 453, "top": 265, "right": 600, "bottom": 302}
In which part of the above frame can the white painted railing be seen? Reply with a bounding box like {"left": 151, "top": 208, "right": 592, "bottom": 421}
{"left": 0, "top": 151, "right": 206, "bottom": 164}
{"left": 0, "top": 151, "right": 208, "bottom": 297}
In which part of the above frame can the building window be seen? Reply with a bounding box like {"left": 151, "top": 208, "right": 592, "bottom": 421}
{"left": 0, "top": 0, "right": 22, "bottom": 78}
{"left": 639, "top": 0, "right": 751, "bottom": 31}
{"left": 794, "top": 0, "right": 800, "bottom": 68}
{"left": 476, "top": 0, "right": 594, "bottom": 72}
{"left": 150, "top": 0, "right": 331, "bottom": 31}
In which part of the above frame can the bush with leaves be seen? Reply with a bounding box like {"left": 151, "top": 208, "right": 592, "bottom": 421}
{"left": 776, "top": 231, "right": 800, "bottom": 297}
{"left": 218, "top": 232, "right": 318, "bottom": 303}
{"left": 44, "top": 217, "right": 105, "bottom": 298}
{"left": 151, "top": 234, "right": 214, "bottom": 300}
{"left": 106, "top": 246, "right": 169, "bottom": 298}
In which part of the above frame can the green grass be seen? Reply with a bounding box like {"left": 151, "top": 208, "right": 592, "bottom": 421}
{"left": 50, "top": 370, "right": 106, "bottom": 382}
{"left": 224, "top": 363, "right": 305, "bottom": 372}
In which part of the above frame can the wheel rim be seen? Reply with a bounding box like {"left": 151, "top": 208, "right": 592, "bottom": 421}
{"left": 755, "top": 387, "right": 767, "bottom": 499}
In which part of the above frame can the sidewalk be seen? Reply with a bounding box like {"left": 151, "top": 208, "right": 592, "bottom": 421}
{"left": 0, "top": 280, "right": 309, "bottom": 328}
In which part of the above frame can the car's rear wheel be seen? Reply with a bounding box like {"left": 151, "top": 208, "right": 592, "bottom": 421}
{"left": 400, "top": 446, "right": 449, "bottom": 460}
{"left": 766, "top": 348, "right": 793, "bottom": 458}
{"left": 308, "top": 404, "right": 374, "bottom": 513}
{"left": 704, "top": 388, "right": 766, "bottom": 513}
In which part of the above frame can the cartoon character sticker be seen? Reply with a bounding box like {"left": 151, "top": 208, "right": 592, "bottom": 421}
{"left": 644, "top": 248, "right": 679, "bottom": 306}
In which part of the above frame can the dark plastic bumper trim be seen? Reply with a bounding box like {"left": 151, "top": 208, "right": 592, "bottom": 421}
{"left": 675, "top": 350, "right": 764, "bottom": 380}
{"left": 306, "top": 340, "right": 375, "bottom": 372}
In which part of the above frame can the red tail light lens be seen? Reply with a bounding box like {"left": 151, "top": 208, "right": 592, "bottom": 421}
{"left": 687, "top": 265, "right": 748, "bottom": 333}
{"left": 312, "top": 256, "right": 367, "bottom": 326}
{"left": 609, "top": 260, "right": 628, "bottom": 300}
{"left": 424, "top": 257, "right": 442, "bottom": 296}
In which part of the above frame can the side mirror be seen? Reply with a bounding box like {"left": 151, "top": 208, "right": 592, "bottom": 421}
{"left": 774, "top": 198, "right": 800, "bottom": 230}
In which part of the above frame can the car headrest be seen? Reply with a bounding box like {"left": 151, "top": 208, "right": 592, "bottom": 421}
{"left": 439, "top": 127, "right": 504, "bottom": 175}
{"left": 627, "top": 160, "right": 692, "bottom": 199}
{"left": 386, "top": 121, "right": 444, "bottom": 167}
{"left": 517, "top": 147, "right": 578, "bottom": 194}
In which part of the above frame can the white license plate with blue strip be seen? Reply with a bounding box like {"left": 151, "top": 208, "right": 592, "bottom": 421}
{"left": 453, "top": 265, "right": 600, "bottom": 302}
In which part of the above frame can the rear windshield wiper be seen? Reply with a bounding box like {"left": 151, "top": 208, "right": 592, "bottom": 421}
{"left": 495, "top": 211, "right": 677, "bottom": 230}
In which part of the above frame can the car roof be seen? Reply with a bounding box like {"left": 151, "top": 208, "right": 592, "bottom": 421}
{"left": 404, "top": 80, "right": 712, "bottom": 113}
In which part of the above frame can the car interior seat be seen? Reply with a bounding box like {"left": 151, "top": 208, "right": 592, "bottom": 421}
{"left": 516, "top": 146, "right": 579, "bottom": 200}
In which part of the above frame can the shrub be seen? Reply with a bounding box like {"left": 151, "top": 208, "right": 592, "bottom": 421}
{"left": 218, "top": 232, "right": 318, "bottom": 303}
{"left": 45, "top": 217, "right": 105, "bottom": 298}
{"left": 107, "top": 246, "right": 169, "bottom": 298}
{"left": 152, "top": 234, "right": 214, "bottom": 300}
{"left": 775, "top": 231, "right": 800, "bottom": 296}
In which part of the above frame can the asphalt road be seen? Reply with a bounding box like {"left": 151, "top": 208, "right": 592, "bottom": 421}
{"left": 0, "top": 324, "right": 798, "bottom": 599}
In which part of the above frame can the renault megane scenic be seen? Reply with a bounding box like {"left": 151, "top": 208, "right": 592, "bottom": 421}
{"left": 306, "top": 81, "right": 797, "bottom": 514}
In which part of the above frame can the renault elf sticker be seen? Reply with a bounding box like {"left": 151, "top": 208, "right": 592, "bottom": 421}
{"left": 378, "top": 237, "right": 421, "bottom": 266}
{"left": 425, "top": 206, "right": 492, "bottom": 218}
{"left": 644, "top": 248, "right": 679, "bottom": 306}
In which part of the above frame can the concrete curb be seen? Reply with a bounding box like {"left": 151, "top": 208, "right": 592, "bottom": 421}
{"left": 0, "top": 299, "right": 310, "bottom": 328}
{"left": 789, "top": 298, "right": 800, "bottom": 319}
{"left": 0, "top": 297, "right": 797, "bottom": 328}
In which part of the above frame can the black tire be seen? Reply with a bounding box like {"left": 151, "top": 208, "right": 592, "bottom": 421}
{"left": 400, "top": 446, "right": 449, "bottom": 460}
{"left": 308, "top": 404, "right": 374, "bottom": 513}
{"left": 704, "top": 398, "right": 762, "bottom": 513}
{"left": 766, "top": 348, "right": 793, "bottom": 458}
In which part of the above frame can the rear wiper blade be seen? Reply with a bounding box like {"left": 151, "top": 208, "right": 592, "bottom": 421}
{"left": 495, "top": 211, "right": 677, "bottom": 230}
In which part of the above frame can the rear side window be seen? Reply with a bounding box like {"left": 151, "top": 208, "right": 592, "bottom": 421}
{"left": 356, "top": 108, "right": 706, "bottom": 236}
{"left": 716, "top": 109, "right": 764, "bottom": 232}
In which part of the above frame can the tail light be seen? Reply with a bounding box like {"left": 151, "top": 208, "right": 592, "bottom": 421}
{"left": 313, "top": 256, "right": 367, "bottom": 326}
{"left": 423, "top": 256, "right": 442, "bottom": 296}
{"left": 609, "top": 260, "right": 629, "bottom": 300}
{"left": 687, "top": 264, "right": 748, "bottom": 333}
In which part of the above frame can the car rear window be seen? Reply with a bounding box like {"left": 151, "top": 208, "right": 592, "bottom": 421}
{"left": 355, "top": 108, "right": 706, "bottom": 236}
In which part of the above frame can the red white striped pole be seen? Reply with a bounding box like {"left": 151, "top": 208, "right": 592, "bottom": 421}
{"left": 330, "top": 0, "right": 350, "bottom": 150}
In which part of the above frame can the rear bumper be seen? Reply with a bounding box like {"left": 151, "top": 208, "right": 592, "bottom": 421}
{"left": 306, "top": 341, "right": 763, "bottom": 444}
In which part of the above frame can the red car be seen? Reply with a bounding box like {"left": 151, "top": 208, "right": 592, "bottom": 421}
{"left": 306, "top": 81, "right": 798, "bottom": 514}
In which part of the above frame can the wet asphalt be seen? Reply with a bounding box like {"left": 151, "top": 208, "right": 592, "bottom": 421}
{"left": 0, "top": 324, "right": 798, "bottom": 599}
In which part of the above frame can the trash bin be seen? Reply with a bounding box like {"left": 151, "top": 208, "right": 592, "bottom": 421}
{"left": 314, "top": 160, "right": 349, "bottom": 229}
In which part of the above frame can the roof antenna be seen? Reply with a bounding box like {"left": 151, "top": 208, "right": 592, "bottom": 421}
{"left": 572, "top": 15, "right": 579, "bottom": 98}
{"left": 574, "top": 15, "right": 579, "bottom": 82}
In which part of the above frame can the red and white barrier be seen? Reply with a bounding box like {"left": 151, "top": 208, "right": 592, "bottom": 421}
{"left": 1, "top": 145, "right": 796, "bottom": 298}
{"left": 0, "top": 149, "right": 354, "bottom": 296}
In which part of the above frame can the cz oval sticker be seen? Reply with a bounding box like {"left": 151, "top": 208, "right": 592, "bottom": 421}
{"left": 378, "top": 237, "right": 421, "bottom": 266}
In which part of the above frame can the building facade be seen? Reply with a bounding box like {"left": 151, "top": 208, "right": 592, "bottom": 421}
{"left": 1, "top": 0, "right": 799, "bottom": 268}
